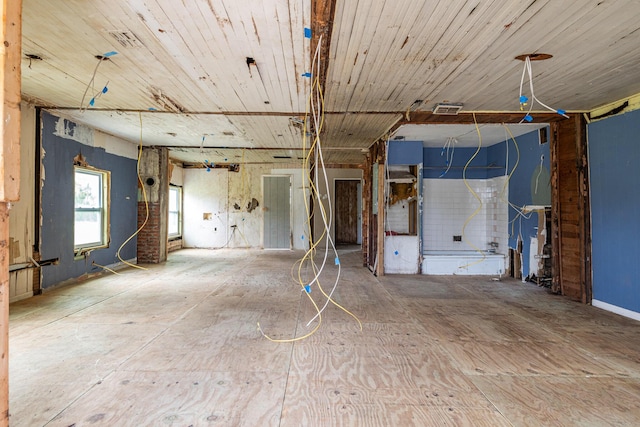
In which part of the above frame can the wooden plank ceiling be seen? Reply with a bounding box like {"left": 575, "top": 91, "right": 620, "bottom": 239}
{"left": 21, "top": 0, "right": 640, "bottom": 165}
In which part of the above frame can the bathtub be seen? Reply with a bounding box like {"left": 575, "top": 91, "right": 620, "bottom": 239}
{"left": 421, "top": 250, "right": 505, "bottom": 275}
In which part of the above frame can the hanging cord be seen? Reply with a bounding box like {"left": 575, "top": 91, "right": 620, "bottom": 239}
{"left": 518, "top": 56, "right": 569, "bottom": 123}
{"left": 258, "top": 34, "right": 361, "bottom": 342}
{"left": 116, "top": 112, "right": 149, "bottom": 270}
{"left": 458, "top": 113, "right": 487, "bottom": 270}
{"left": 439, "top": 137, "right": 456, "bottom": 178}
{"left": 534, "top": 154, "right": 545, "bottom": 194}
{"left": 499, "top": 124, "right": 535, "bottom": 242}
{"left": 79, "top": 52, "right": 117, "bottom": 112}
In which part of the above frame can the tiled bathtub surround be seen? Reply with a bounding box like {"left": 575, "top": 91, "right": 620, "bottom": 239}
{"left": 422, "top": 176, "right": 508, "bottom": 253}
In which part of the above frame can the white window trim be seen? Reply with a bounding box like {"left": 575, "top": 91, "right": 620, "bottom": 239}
{"left": 74, "top": 166, "right": 110, "bottom": 256}
{"left": 168, "top": 185, "right": 182, "bottom": 239}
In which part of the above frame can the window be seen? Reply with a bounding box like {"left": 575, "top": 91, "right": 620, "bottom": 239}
{"left": 74, "top": 167, "right": 110, "bottom": 253}
{"left": 169, "top": 185, "right": 182, "bottom": 238}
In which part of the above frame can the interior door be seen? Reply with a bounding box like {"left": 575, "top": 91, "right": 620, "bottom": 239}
{"left": 263, "top": 176, "right": 291, "bottom": 249}
{"left": 335, "top": 180, "right": 359, "bottom": 244}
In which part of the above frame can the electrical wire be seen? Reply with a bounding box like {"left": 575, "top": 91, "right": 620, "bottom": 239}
{"left": 116, "top": 112, "right": 149, "bottom": 270}
{"left": 534, "top": 154, "right": 544, "bottom": 194}
{"left": 458, "top": 113, "right": 487, "bottom": 270}
{"left": 92, "top": 261, "right": 120, "bottom": 275}
{"left": 258, "top": 34, "right": 361, "bottom": 342}
{"left": 439, "top": 137, "right": 456, "bottom": 178}
{"left": 519, "top": 56, "right": 569, "bottom": 123}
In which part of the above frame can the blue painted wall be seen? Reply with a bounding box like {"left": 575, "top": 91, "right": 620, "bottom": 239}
{"left": 40, "top": 112, "right": 139, "bottom": 289}
{"left": 588, "top": 109, "right": 640, "bottom": 314}
{"left": 420, "top": 129, "right": 548, "bottom": 277}
{"left": 501, "top": 129, "right": 550, "bottom": 278}
{"left": 423, "top": 146, "right": 494, "bottom": 179}
{"left": 388, "top": 140, "right": 423, "bottom": 165}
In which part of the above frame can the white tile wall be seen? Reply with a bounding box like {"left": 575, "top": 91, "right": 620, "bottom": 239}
{"left": 422, "top": 176, "right": 508, "bottom": 253}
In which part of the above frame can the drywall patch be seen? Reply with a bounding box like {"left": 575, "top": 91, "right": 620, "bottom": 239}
{"left": 54, "top": 117, "right": 94, "bottom": 146}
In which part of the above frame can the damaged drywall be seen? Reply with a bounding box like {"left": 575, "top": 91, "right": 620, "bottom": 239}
{"left": 183, "top": 165, "right": 308, "bottom": 250}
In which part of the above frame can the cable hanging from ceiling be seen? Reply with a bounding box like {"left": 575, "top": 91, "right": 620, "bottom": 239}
{"left": 257, "top": 32, "right": 361, "bottom": 343}
{"left": 79, "top": 51, "right": 117, "bottom": 112}
{"left": 518, "top": 55, "right": 569, "bottom": 123}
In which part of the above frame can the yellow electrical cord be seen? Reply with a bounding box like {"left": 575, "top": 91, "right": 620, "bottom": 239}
{"left": 258, "top": 36, "right": 361, "bottom": 341}
{"left": 459, "top": 113, "right": 487, "bottom": 269}
{"left": 116, "top": 112, "right": 148, "bottom": 270}
{"left": 500, "top": 124, "right": 535, "bottom": 242}
{"left": 92, "top": 261, "right": 120, "bottom": 275}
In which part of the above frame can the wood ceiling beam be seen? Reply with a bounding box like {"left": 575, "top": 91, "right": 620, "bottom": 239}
{"left": 311, "top": 0, "right": 337, "bottom": 98}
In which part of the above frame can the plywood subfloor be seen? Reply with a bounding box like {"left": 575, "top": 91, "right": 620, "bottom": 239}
{"left": 9, "top": 249, "right": 640, "bottom": 426}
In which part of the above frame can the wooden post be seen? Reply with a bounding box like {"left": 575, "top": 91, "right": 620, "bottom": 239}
{"left": 1, "top": 0, "right": 22, "bottom": 423}
{"left": 376, "top": 162, "right": 385, "bottom": 276}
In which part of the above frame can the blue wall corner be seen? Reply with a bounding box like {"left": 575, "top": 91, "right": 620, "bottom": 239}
{"left": 503, "top": 128, "right": 550, "bottom": 278}
{"left": 40, "top": 112, "right": 139, "bottom": 289}
{"left": 588, "top": 109, "right": 640, "bottom": 314}
{"left": 388, "top": 140, "right": 423, "bottom": 165}
{"left": 423, "top": 146, "right": 491, "bottom": 179}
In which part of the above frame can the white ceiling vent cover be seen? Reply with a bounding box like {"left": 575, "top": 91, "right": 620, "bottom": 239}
{"left": 432, "top": 103, "right": 464, "bottom": 115}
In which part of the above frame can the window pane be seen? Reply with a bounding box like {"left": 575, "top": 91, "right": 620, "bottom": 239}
{"left": 75, "top": 172, "right": 101, "bottom": 209}
{"left": 74, "top": 167, "right": 108, "bottom": 250}
{"left": 75, "top": 210, "right": 102, "bottom": 246}
{"left": 168, "top": 212, "right": 179, "bottom": 235}
{"left": 169, "top": 188, "right": 178, "bottom": 211}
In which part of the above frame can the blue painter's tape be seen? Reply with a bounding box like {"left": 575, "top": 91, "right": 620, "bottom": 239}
{"left": 524, "top": 114, "right": 533, "bottom": 122}
{"left": 304, "top": 285, "right": 311, "bottom": 293}
{"left": 557, "top": 109, "right": 566, "bottom": 115}
{"left": 519, "top": 95, "right": 528, "bottom": 104}
{"left": 102, "top": 86, "right": 109, "bottom": 94}
{"left": 304, "top": 27, "right": 312, "bottom": 38}
{"left": 302, "top": 72, "right": 312, "bottom": 78}
{"left": 301, "top": 235, "right": 305, "bottom": 240}
{"left": 103, "top": 51, "right": 118, "bottom": 57}
{"left": 394, "top": 251, "right": 399, "bottom": 256}
{"left": 334, "top": 257, "right": 340, "bottom": 265}
{"left": 89, "top": 98, "right": 95, "bottom": 106}
{"left": 148, "top": 107, "right": 157, "bottom": 111}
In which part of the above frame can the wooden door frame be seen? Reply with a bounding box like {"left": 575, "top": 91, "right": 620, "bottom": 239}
{"left": 334, "top": 178, "right": 362, "bottom": 245}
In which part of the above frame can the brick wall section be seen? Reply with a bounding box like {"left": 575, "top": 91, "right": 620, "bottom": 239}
{"left": 137, "top": 202, "right": 163, "bottom": 263}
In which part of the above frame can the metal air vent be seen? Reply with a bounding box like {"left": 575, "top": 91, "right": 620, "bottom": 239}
{"left": 432, "top": 103, "right": 464, "bottom": 115}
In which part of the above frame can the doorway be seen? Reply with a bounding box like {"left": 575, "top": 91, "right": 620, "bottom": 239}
{"left": 263, "top": 175, "right": 291, "bottom": 249}
{"left": 335, "top": 179, "right": 362, "bottom": 245}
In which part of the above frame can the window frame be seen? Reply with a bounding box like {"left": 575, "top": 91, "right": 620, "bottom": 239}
{"left": 74, "top": 166, "right": 111, "bottom": 255}
{"left": 168, "top": 185, "right": 182, "bottom": 239}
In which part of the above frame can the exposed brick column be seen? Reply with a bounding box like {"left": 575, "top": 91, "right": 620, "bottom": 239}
{"left": 137, "top": 147, "right": 169, "bottom": 263}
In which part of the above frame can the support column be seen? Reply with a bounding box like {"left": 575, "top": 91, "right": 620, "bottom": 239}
{"left": 1, "top": 0, "right": 22, "bottom": 423}
{"left": 137, "top": 147, "right": 169, "bottom": 263}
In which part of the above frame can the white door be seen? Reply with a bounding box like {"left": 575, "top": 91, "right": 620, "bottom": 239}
{"left": 263, "top": 176, "right": 291, "bottom": 249}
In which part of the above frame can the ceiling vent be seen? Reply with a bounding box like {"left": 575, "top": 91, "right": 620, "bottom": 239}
{"left": 432, "top": 103, "right": 464, "bottom": 115}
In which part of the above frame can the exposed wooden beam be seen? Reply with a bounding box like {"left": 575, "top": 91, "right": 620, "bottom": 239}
{"left": 1, "top": 0, "right": 22, "bottom": 422}
{"left": 311, "top": 0, "right": 337, "bottom": 98}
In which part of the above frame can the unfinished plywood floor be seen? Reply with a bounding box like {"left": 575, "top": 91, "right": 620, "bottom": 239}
{"left": 9, "top": 249, "right": 640, "bottom": 426}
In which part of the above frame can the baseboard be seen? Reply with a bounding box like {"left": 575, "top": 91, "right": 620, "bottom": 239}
{"left": 592, "top": 299, "right": 640, "bottom": 322}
